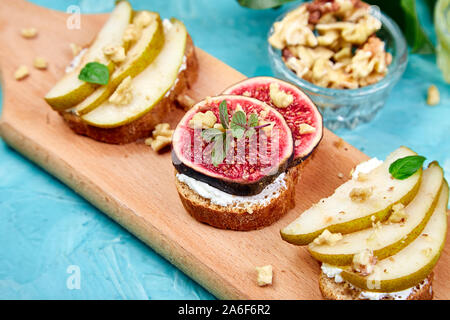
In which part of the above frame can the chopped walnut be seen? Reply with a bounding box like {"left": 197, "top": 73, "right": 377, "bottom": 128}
{"left": 103, "top": 45, "right": 126, "bottom": 64}
{"left": 313, "top": 229, "right": 343, "bottom": 246}
{"left": 269, "top": 83, "right": 294, "bottom": 108}
{"left": 123, "top": 24, "right": 140, "bottom": 43}
{"left": 188, "top": 111, "right": 217, "bottom": 129}
{"left": 356, "top": 172, "right": 369, "bottom": 182}
{"left": 145, "top": 135, "right": 172, "bottom": 152}
{"left": 352, "top": 249, "right": 377, "bottom": 276}
{"left": 269, "top": 0, "right": 389, "bottom": 89}
{"left": 299, "top": 123, "right": 316, "bottom": 134}
{"left": 20, "top": 27, "right": 37, "bottom": 39}
{"left": 152, "top": 123, "right": 174, "bottom": 138}
{"left": 134, "top": 11, "right": 155, "bottom": 29}
{"left": 349, "top": 187, "right": 373, "bottom": 202}
{"left": 427, "top": 85, "right": 440, "bottom": 106}
{"left": 33, "top": 57, "right": 48, "bottom": 70}
{"left": 388, "top": 203, "right": 407, "bottom": 223}
{"left": 255, "top": 265, "right": 273, "bottom": 286}
{"left": 109, "top": 76, "right": 133, "bottom": 105}
{"left": 14, "top": 65, "right": 29, "bottom": 80}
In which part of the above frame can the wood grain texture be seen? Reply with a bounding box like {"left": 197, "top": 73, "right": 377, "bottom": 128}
{"left": 0, "top": 0, "right": 449, "bottom": 300}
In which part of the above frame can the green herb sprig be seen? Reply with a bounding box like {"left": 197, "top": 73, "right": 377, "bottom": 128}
{"left": 389, "top": 155, "right": 426, "bottom": 180}
{"left": 201, "top": 100, "right": 271, "bottom": 166}
{"left": 78, "top": 62, "right": 110, "bottom": 85}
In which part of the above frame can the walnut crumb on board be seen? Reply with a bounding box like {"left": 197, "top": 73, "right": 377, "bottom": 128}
{"left": 14, "top": 65, "right": 29, "bottom": 80}
{"left": 20, "top": 27, "right": 37, "bottom": 38}
{"left": 427, "top": 85, "right": 440, "bottom": 106}
{"left": 255, "top": 265, "right": 273, "bottom": 286}
{"left": 33, "top": 57, "right": 48, "bottom": 70}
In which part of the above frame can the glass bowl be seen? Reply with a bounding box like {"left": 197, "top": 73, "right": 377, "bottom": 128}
{"left": 268, "top": 6, "right": 408, "bottom": 131}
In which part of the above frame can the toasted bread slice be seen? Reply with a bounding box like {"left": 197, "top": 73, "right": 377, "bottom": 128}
{"left": 60, "top": 35, "right": 198, "bottom": 144}
{"left": 175, "top": 167, "right": 299, "bottom": 231}
{"left": 319, "top": 270, "right": 434, "bottom": 300}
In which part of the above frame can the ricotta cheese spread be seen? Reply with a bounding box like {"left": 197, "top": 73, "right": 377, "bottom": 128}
{"left": 176, "top": 172, "right": 287, "bottom": 207}
{"left": 65, "top": 48, "right": 87, "bottom": 73}
{"left": 352, "top": 157, "right": 383, "bottom": 179}
{"left": 321, "top": 263, "right": 419, "bottom": 300}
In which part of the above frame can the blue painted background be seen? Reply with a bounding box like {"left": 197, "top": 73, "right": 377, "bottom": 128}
{"left": 0, "top": 0, "right": 448, "bottom": 299}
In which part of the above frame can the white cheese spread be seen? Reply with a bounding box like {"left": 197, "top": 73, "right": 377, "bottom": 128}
{"left": 321, "top": 263, "right": 344, "bottom": 283}
{"left": 65, "top": 48, "right": 87, "bottom": 73}
{"left": 352, "top": 157, "right": 383, "bottom": 179}
{"left": 176, "top": 172, "right": 287, "bottom": 207}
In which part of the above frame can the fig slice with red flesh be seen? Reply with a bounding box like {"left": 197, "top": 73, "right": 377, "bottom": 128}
{"left": 223, "top": 76, "right": 323, "bottom": 167}
{"left": 172, "top": 95, "right": 294, "bottom": 196}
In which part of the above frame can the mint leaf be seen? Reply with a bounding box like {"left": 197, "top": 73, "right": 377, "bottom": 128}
{"left": 211, "top": 134, "right": 226, "bottom": 167}
{"left": 231, "top": 110, "right": 247, "bottom": 126}
{"left": 389, "top": 155, "right": 426, "bottom": 180}
{"left": 219, "top": 100, "right": 229, "bottom": 129}
{"left": 248, "top": 113, "right": 259, "bottom": 127}
{"left": 230, "top": 110, "right": 247, "bottom": 139}
{"left": 202, "top": 128, "right": 223, "bottom": 142}
{"left": 78, "top": 62, "right": 109, "bottom": 85}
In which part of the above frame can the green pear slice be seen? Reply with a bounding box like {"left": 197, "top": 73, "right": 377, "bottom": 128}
{"left": 308, "top": 162, "right": 444, "bottom": 265}
{"left": 81, "top": 18, "right": 187, "bottom": 128}
{"left": 281, "top": 147, "right": 422, "bottom": 245}
{"left": 341, "top": 181, "right": 448, "bottom": 292}
{"left": 44, "top": 1, "right": 133, "bottom": 110}
{"left": 73, "top": 12, "right": 164, "bottom": 116}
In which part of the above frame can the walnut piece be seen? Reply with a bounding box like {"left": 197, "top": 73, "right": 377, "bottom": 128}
{"left": 388, "top": 203, "right": 407, "bottom": 223}
{"left": 313, "top": 229, "right": 343, "bottom": 246}
{"left": 255, "top": 265, "right": 273, "bottom": 286}
{"left": 299, "top": 123, "right": 316, "bottom": 134}
{"left": 188, "top": 111, "right": 217, "bottom": 129}
{"left": 134, "top": 11, "right": 155, "bottom": 29}
{"left": 14, "top": 65, "right": 29, "bottom": 80}
{"left": 109, "top": 76, "right": 133, "bottom": 106}
{"left": 33, "top": 57, "right": 48, "bottom": 70}
{"left": 146, "top": 123, "right": 174, "bottom": 152}
{"left": 103, "top": 45, "right": 126, "bottom": 64}
{"left": 427, "top": 85, "right": 440, "bottom": 106}
{"left": 352, "top": 249, "right": 377, "bottom": 276}
{"left": 20, "top": 27, "right": 37, "bottom": 39}
{"left": 269, "top": 83, "right": 294, "bottom": 108}
{"left": 349, "top": 187, "right": 373, "bottom": 202}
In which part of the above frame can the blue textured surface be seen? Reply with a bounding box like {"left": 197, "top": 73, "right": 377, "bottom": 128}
{"left": 0, "top": 0, "right": 449, "bottom": 300}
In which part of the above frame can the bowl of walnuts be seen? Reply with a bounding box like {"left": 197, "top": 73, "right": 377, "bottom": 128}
{"left": 268, "top": 0, "right": 408, "bottom": 130}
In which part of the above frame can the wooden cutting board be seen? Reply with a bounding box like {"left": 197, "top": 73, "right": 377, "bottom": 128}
{"left": 1, "top": 0, "right": 449, "bottom": 300}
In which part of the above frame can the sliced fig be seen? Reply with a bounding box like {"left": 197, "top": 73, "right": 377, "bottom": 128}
{"left": 172, "top": 95, "right": 294, "bottom": 196}
{"left": 223, "top": 76, "right": 323, "bottom": 167}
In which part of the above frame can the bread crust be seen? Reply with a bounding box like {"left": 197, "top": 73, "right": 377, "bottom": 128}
{"left": 319, "top": 270, "right": 434, "bottom": 300}
{"left": 175, "top": 167, "right": 298, "bottom": 231}
{"left": 61, "top": 35, "right": 198, "bottom": 144}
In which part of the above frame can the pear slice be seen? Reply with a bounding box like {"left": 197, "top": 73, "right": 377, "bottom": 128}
{"left": 81, "top": 18, "right": 187, "bottom": 128}
{"left": 308, "top": 162, "right": 444, "bottom": 265}
{"left": 281, "top": 147, "right": 422, "bottom": 245}
{"left": 341, "top": 181, "right": 448, "bottom": 292}
{"left": 44, "top": 1, "right": 133, "bottom": 110}
{"left": 73, "top": 12, "right": 165, "bottom": 116}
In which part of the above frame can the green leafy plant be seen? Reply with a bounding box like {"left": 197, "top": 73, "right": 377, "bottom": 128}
{"left": 78, "top": 62, "right": 110, "bottom": 85}
{"left": 201, "top": 100, "right": 271, "bottom": 166}
{"left": 237, "top": 0, "right": 437, "bottom": 54}
{"left": 389, "top": 155, "right": 426, "bottom": 180}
